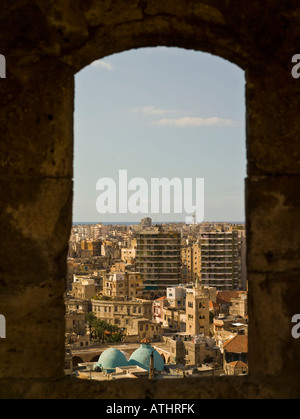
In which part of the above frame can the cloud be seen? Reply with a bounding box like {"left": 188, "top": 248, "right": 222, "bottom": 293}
{"left": 152, "top": 116, "right": 237, "bottom": 127}
{"left": 130, "top": 106, "right": 178, "bottom": 116}
{"left": 129, "top": 106, "right": 238, "bottom": 128}
{"left": 91, "top": 60, "right": 113, "bottom": 71}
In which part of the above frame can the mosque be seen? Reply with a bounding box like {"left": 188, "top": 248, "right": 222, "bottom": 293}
{"left": 77, "top": 338, "right": 166, "bottom": 381}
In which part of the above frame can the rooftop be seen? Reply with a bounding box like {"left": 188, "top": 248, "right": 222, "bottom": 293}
{"left": 223, "top": 335, "right": 248, "bottom": 354}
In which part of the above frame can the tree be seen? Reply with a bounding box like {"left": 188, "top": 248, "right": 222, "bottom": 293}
{"left": 92, "top": 319, "right": 106, "bottom": 343}
{"left": 106, "top": 331, "right": 123, "bottom": 343}
{"left": 85, "top": 312, "right": 97, "bottom": 336}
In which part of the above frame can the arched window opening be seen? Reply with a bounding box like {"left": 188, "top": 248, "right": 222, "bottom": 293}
{"left": 66, "top": 47, "right": 248, "bottom": 380}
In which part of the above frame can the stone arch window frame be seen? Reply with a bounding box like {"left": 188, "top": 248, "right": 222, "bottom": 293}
{"left": 1, "top": 2, "right": 299, "bottom": 399}
{"left": 69, "top": 40, "right": 299, "bottom": 395}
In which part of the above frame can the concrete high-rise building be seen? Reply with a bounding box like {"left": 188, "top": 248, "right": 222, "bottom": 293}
{"left": 136, "top": 228, "right": 181, "bottom": 298}
{"left": 200, "top": 229, "right": 242, "bottom": 291}
{"left": 239, "top": 229, "right": 247, "bottom": 291}
{"left": 181, "top": 241, "right": 201, "bottom": 283}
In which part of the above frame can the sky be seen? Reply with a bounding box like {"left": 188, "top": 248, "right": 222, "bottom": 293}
{"left": 73, "top": 47, "right": 246, "bottom": 224}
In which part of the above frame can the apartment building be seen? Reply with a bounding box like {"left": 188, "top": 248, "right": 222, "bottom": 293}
{"left": 65, "top": 298, "right": 90, "bottom": 313}
{"left": 103, "top": 271, "right": 144, "bottom": 300}
{"left": 126, "top": 318, "right": 162, "bottom": 342}
{"left": 152, "top": 296, "right": 169, "bottom": 324}
{"left": 181, "top": 242, "right": 201, "bottom": 283}
{"left": 91, "top": 298, "right": 153, "bottom": 331}
{"left": 136, "top": 228, "right": 181, "bottom": 297}
{"left": 162, "top": 307, "right": 186, "bottom": 332}
{"left": 229, "top": 292, "right": 248, "bottom": 318}
{"left": 80, "top": 239, "right": 102, "bottom": 258}
{"left": 65, "top": 311, "right": 86, "bottom": 335}
{"left": 153, "top": 283, "right": 215, "bottom": 335}
{"left": 121, "top": 247, "right": 137, "bottom": 264}
{"left": 166, "top": 285, "right": 186, "bottom": 309}
{"left": 101, "top": 240, "right": 121, "bottom": 259}
{"left": 155, "top": 334, "right": 221, "bottom": 367}
{"left": 71, "top": 277, "right": 100, "bottom": 300}
{"left": 200, "top": 229, "right": 242, "bottom": 291}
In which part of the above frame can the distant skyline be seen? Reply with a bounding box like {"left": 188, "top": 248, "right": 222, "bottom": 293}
{"left": 73, "top": 47, "right": 246, "bottom": 223}
{"left": 72, "top": 221, "right": 245, "bottom": 226}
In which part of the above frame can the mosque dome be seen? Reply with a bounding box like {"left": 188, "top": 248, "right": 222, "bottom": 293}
{"left": 95, "top": 347, "right": 128, "bottom": 372}
{"left": 128, "top": 339, "right": 165, "bottom": 372}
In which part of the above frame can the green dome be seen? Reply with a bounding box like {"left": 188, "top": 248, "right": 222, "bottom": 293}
{"left": 128, "top": 343, "right": 164, "bottom": 372}
{"left": 95, "top": 347, "right": 128, "bottom": 372}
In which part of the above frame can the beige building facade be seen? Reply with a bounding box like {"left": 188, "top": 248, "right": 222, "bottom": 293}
{"left": 185, "top": 282, "right": 210, "bottom": 336}
{"left": 91, "top": 298, "right": 153, "bottom": 332}
{"left": 65, "top": 312, "right": 86, "bottom": 335}
{"left": 66, "top": 298, "right": 90, "bottom": 313}
{"left": 181, "top": 242, "right": 201, "bottom": 283}
{"left": 71, "top": 277, "right": 99, "bottom": 300}
{"left": 80, "top": 239, "right": 101, "bottom": 258}
{"left": 162, "top": 307, "right": 186, "bottom": 332}
{"left": 121, "top": 247, "right": 137, "bottom": 264}
{"left": 154, "top": 334, "right": 221, "bottom": 366}
{"left": 126, "top": 318, "right": 162, "bottom": 342}
{"left": 103, "top": 271, "right": 144, "bottom": 300}
{"left": 229, "top": 292, "right": 248, "bottom": 318}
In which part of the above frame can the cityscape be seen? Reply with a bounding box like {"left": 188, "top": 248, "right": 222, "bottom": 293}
{"left": 65, "top": 218, "right": 248, "bottom": 381}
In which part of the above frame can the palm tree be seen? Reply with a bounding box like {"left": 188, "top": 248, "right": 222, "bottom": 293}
{"left": 85, "top": 312, "right": 97, "bottom": 337}
{"left": 92, "top": 319, "right": 106, "bottom": 343}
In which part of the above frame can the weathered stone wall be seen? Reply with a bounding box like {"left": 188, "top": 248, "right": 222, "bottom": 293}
{"left": 0, "top": 0, "right": 300, "bottom": 398}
